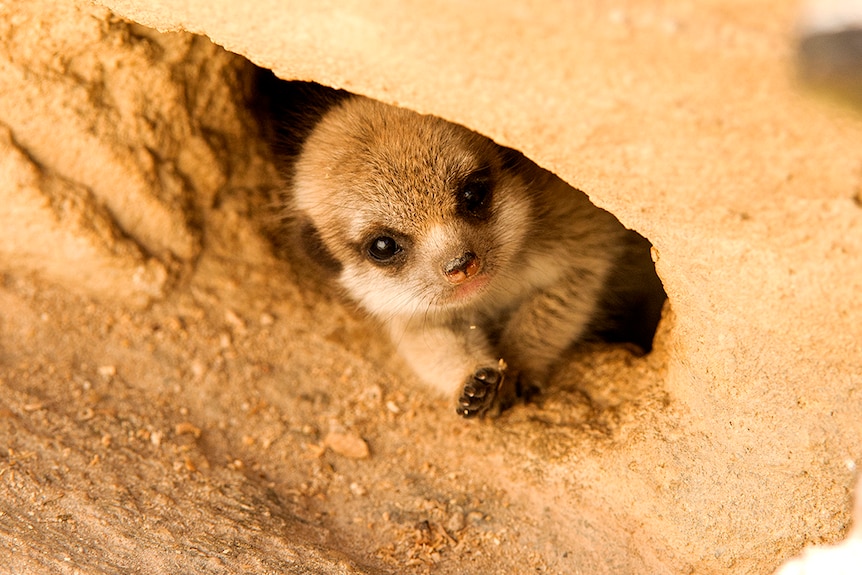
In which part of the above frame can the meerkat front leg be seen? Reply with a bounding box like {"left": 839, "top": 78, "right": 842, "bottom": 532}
{"left": 388, "top": 317, "right": 510, "bottom": 418}
{"left": 500, "top": 267, "right": 608, "bottom": 392}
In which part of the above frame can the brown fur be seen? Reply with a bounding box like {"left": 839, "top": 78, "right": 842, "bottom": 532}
{"left": 285, "top": 94, "right": 664, "bottom": 417}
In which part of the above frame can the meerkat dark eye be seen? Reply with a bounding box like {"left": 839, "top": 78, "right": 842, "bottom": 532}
{"left": 457, "top": 168, "right": 493, "bottom": 220}
{"left": 367, "top": 236, "right": 402, "bottom": 262}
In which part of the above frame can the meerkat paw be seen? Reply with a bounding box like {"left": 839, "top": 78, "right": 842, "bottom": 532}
{"left": 456, "top": 366, "right": 504, "bottom": 418}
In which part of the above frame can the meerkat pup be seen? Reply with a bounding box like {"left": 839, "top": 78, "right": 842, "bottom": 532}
{"left": 271, "top": 82, "right": 665, "bottom": 418}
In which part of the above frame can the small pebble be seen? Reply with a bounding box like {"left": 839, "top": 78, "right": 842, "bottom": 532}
{"left": 175, "top": 422, "right": 202, "bottom": 438}
{"left": 324, "top": 431, "right": 370, "bottom": 459}
{"left": 446, "top": 511, "right": 466, "bottom": 533}
{"left": 97, "top": 365, "right": 116, "bottom": 378}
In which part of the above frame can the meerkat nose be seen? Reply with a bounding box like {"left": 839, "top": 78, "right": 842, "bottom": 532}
{"left": 443, "top": 252, "right": 480, "bottom": 285}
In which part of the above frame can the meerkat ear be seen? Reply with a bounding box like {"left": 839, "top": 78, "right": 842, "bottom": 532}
{"left": 294, "top": 216, "right": 343, "bottom": 275}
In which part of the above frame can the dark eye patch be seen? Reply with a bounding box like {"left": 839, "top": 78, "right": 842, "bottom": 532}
{"left": 457, "top": 167, "right": 493, "bottom": 220}
{"left": 297, "top": 217, "right": 342, "bottom": 274}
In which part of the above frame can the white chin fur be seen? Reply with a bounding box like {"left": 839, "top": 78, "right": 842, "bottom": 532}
{"left": 340, "top": 267, "right": 430, "bottom": 319}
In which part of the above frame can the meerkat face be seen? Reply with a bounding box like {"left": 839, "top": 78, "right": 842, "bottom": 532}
{"left": 292, "top": 96, "right": 533, "bottom": 320}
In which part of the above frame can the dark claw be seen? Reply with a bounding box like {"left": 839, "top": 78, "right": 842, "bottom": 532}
{"left": 462, "top": 381, "right": 486, "bottom": 399}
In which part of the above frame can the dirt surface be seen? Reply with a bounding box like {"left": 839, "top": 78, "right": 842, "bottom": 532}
{"left": 0, "top": 184, "right": 675, "bottom": 574}
{"left": 1, "top": 0, "right": 861, "bottom": 574}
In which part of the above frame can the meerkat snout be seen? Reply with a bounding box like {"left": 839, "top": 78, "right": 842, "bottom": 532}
{"left": 443, "top": 252, "right": 480, "bottom": 285}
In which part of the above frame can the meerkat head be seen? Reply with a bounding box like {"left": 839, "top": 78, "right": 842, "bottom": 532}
{"left": 291, "top": 96, "right": 533, "bottom": 320}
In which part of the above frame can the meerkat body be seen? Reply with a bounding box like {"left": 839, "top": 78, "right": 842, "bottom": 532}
{"left": 278, "top": 89, "right": 664, "bottom": 417}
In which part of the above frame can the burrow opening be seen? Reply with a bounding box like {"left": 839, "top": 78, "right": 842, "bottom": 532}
{"left": 250, "top": 69, "right": 667, "bottom": 377}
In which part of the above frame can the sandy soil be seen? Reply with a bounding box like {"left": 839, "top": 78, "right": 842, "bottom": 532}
{"left": 0, "top": 181, "right": 674, "bottom": 574}
{"left": 1, "top": 1, "right": 861, "bottom": 574}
